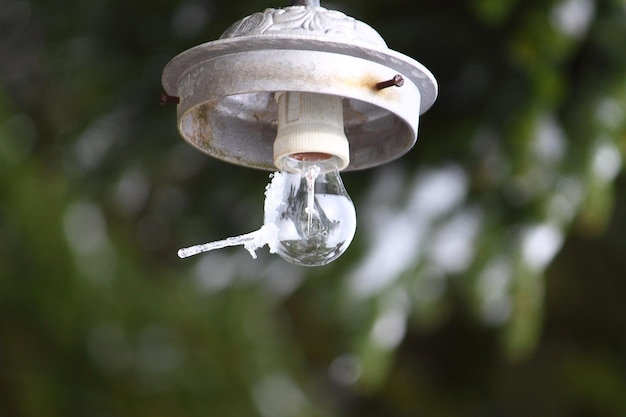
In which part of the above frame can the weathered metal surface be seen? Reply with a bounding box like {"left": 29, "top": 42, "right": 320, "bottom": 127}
{"left": 162, "top": 6, "right": 437, "bottom": 171}
{"left": 220, "top": 6, "right": 386, "bottom": 48}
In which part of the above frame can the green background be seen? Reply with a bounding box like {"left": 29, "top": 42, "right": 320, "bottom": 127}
{"left": 1, "top": 0, "right": 626, "bottom": 415}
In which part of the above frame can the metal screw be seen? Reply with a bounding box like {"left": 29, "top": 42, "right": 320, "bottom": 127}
{"left": 160, "top": 92, "right": 180, "bottom": 105}
{"left": 376, "top": 74, "right": 404, "bottom": 90}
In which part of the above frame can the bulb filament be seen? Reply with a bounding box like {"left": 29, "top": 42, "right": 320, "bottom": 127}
{"left": 304, "top": 165, "right": 321, "bottom": 234}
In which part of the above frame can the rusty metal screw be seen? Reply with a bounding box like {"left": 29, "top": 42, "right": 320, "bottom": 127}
{"left": 160, "top": 92, "right": 180, "bottom": 105}
{"left": 376, "top": 74, "right": 404, "bottom": 90}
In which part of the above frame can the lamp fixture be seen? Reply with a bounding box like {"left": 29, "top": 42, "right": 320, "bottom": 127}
{"left": 162, "top": 0, "right": 437, "bottom": 266}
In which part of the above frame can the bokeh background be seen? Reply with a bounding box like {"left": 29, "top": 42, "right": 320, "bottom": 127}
{"left": 2, "top": 0, "right": 626, "bottom": 415}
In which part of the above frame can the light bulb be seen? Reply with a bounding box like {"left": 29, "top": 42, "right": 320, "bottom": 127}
{"left": 271, "top": 154, "right": 356, "bottom": 267}
{"left": 271, "top": 91, "right": 356, "bottom": 266}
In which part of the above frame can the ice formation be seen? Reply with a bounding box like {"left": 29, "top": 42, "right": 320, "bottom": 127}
{"left": 177, "top": 172, "right": 285, "bottom": 259}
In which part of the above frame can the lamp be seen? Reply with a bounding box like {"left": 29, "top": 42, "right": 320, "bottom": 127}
{"left": 162, "top": 0, "right": 437, "bottom": 266}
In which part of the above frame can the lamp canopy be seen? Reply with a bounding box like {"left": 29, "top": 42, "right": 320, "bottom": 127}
{"left": 162, "top": 5, "right": 437, "bottom": 171}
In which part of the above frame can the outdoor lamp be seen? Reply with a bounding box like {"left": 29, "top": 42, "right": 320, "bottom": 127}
{"left": 161, "top": 0, "right": 437, "bottom": 266}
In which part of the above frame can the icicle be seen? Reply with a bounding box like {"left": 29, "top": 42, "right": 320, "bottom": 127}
{"left": 177, "top": 172, "right": 285, "bottom": 259}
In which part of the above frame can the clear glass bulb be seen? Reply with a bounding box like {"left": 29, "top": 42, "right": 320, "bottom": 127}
{"left": 272, "top": 154, "right": 356, "bottom": 267}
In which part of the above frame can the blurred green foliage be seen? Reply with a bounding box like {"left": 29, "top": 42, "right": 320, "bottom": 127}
{"left": 1, "top": 0, "right": 626, "bottom": 416}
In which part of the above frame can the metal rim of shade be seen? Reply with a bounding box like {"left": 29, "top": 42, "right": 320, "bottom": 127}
{"left": 162, "top": 13, "right": 437, "bottom": 171}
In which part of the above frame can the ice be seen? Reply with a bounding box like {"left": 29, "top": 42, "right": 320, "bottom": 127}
{"left": 177, "top": 172, "right": 285, "bottom": 259}
{"left": 177, "top": 229, "right": 264, "bottom": 259}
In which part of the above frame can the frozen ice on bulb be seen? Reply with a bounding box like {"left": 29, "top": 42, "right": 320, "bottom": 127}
{"left": 176, "top": 156, "right": 356, "bottom": 266}
{"left": 176, "top": 173, "right": 282, "bottom": 260}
